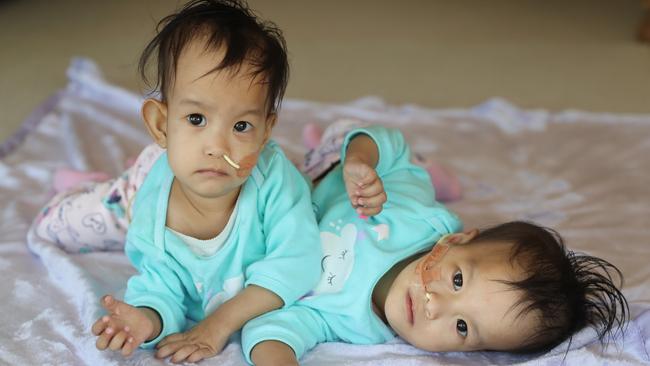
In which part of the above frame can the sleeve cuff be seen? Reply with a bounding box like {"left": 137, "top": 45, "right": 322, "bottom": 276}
{"left": 340, "top": 126, "right": 392, "bottom": 176}
{"left": 242, "top": 317, "right": 306, "bottom": 365}
{"left": 245, "top": 274, "right": 302, "bottom": 308}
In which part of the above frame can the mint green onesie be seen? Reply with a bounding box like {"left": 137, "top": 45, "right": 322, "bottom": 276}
{"left": 123, "top": 141, "right": 322, "bottom": 347}
{"left": 242, "top": 127, "right": 463, "bottom": 363}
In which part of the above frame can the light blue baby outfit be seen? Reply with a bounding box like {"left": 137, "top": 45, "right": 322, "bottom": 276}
{"left": 242, "top": 127, "right": 463, "bottom": 363}
{"left": 123, "top": 141, "right": 322, "bottom": 347}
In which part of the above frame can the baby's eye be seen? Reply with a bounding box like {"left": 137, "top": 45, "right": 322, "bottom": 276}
{"left": 456, "top": 319, "right": 468, "bottom": 338}
{"left": 187, "top": 113, "right": 206, "bottom": 127}
{"left": 452, "top": 270, "right": 463, "bottom": 291}
{"left": 233, "top": 121, "right": 252, "bottom": 132}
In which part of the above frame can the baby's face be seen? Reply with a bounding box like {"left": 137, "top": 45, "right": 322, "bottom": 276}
{"left": 384, "top": 237, "right": 538, "bottom": 352}
{"left": 163, "top": 37, "right": 274, "bottom": 199}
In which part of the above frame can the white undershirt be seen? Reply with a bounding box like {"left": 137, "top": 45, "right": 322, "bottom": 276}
{"left": 167, "top": 198, "right": 239, "bottom": 257}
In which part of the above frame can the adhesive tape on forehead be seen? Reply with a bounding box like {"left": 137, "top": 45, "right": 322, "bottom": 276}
{"left": 223, "top": 154, "right": 240, "bottom": 169}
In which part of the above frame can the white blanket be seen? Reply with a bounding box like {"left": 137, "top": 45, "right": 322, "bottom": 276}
{"left": 3, "top": 58, "right": 649, "bottom": 365}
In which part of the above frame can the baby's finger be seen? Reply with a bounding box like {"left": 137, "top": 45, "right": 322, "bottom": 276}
{"left": 188, "top": 347, "right": 215, "bottom": 363}
{"left": 170, "top": 344, "right": 199, "bottom": 364}
{"left": 346, "top": 192, "right": 360, "bottom": 208}
{"left": 352, "top": 170, "right": 378, "bottom": 188}
{"left": 108, "top": 330, "right": 128, "bottom": 351}
{"left": 347, "top": 181, "right": 375, "bottom": 201}
{"left": 344, "top": 163, "right": 375, "bottom": 184}
{"left": 157, "top": 333, "right": 183, "bottom": 349}
{"left": 101, "top": 295, "right": 120, "bottom": 315}
{"left": 91, "top": 316, "right": 110, "bottom": 336}
{"left": 357, "top": 192, "right": 387, "bottom": 209}
{"left": 356, "top": 181, "right": 384, "bottom": 199}
{"left": 356, "top": 205, "right": 382, "bottom": 217}
{"left": 95, "top": 329, "right": 114, "bottom": 350}
{"left": 156, "top": 340, "right": 186, "bottom": 359}
{"left": 121, "top": 336, "right": 136, "bottom": 357}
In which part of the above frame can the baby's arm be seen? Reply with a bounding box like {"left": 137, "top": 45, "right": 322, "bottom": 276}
{"left": 155, "top": 285, "right": 283, "bottom": 363}
{"left": 91, "top": 295, "right": 161, "bottom": 357}
{"left": 251, "top": 340, "right": 298, "bottom": 366}
{"left": 242, "top": 305, "right": 330, "bottom": 365}
{"left": 343, "top": 133, "right": 387, "bottom": 217}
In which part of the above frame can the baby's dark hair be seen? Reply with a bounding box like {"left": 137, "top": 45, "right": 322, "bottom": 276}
{"left": 473, "top": 221, "right": 629, "bottom": 354}
{"left": 139, "top": 0, "right": 289, "bottom": 115}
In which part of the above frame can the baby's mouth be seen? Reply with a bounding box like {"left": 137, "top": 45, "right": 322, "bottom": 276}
{"left": 196, "top": 168, "right": 229, "bottom": 177}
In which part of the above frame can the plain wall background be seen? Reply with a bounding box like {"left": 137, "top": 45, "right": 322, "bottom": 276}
{"left": 1, "top": 0, "right": 649, "bottom": 142}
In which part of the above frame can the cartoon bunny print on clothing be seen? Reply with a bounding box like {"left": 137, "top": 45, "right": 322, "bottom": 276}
{"left": 312, "top": 223, "right": 358, "bottom": 295}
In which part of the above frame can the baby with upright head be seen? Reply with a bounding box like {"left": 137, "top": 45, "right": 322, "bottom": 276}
{"left": 33, "top": 0, "right": 323, "bottom": 363}
{"left": 243, "top": 122, "right": 628, "bottom": 365}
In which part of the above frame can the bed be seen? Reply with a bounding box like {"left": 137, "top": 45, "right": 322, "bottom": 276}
{"left": 2, "top": 58, "right": 649, "bottom": 365}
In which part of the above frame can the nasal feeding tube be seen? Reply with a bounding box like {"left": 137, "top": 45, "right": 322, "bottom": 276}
{"left": 222, "top": 154, "right": 240, "bottom": 169}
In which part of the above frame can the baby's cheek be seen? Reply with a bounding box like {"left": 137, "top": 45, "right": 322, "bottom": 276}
{"left": 236, "top": 152, "right": 259, "bottom": 178}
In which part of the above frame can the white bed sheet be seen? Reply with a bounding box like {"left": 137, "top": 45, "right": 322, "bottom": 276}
{"left": 2, "top": 58, "right": 649, "bottom": 365}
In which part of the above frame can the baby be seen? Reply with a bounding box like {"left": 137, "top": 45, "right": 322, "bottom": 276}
{"left": 32, "top": 0, "right": 322, "bottom": 362}
{"left": 242, "top": 122, "right": 629, "bottom": 365}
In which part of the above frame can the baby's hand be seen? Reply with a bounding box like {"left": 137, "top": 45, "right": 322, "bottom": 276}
{"left": 343, "top": 155, "right": 387, "bottom": 217}
{"left": 155, "top": 318, "right": 229, "bottom": 363}
{"left": 91, "top": 295, "right": 155, "bottom": 357}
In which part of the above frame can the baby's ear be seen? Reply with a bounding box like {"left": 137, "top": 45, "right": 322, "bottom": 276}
{"left": 142, "top": 98, "right": 168, "bottom": 148}
{"left": 445, "top": 229, "right": 479, "bottom": 245}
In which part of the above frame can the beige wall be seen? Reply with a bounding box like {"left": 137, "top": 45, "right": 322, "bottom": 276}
{"left": 1, "top": 0, "right": 649, "bottom": 142}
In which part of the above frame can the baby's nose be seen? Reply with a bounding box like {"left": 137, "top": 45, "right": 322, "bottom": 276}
{"left": 203, "top": 132, "right": 229, "bottom": 157}
{"left": 423, "top": 291, "right": 448, "bottom": 320}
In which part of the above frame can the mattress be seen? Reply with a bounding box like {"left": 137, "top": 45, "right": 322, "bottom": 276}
{"left": 2, "top": 58, "right": 649, "bottom": 365}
